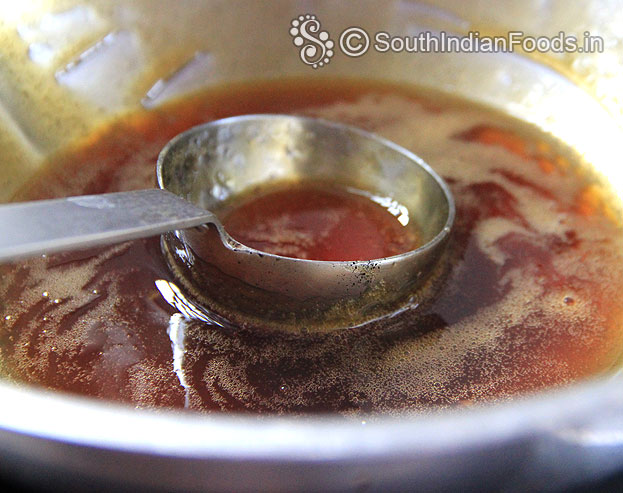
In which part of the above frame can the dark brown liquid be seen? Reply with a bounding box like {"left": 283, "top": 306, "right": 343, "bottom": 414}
{"left": 1, "top": 78, "right": 622, "bottom": 415}
{"left": 220, "top": 182, "right": 419, "bottom": 261}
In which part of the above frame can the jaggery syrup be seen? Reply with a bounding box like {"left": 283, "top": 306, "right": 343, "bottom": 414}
{"left": 1, "top": 78, "right": 622, "bottom": 415}
{"left": 220, "top": 182, "right": 419, "bottom": 261}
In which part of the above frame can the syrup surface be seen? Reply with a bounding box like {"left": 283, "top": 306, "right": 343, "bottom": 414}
{"left": 220, "top": 182, "right": 419, "bottom": 261}
{"left": 1, "top": 78, "right": 622, "bottom": 415}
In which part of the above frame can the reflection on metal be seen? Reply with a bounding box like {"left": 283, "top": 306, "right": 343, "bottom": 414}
{"left": 17, "top": 5, "right": 107, "bottom": 67}
{"left": 142, "top": 51, "right": 216, "bottom": 108}
{"left": 155, "top": 278, "right": 222, "bottom": 325}
{"left": 558, "top": 428, "right": 623, "bottom": 447}
{"left": 55, "top": 30, "right": 144, "bottom": 109}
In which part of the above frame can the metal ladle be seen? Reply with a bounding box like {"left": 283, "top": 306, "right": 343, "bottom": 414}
{"left": 0, "top": 115, "right": 454, "bottom": 333}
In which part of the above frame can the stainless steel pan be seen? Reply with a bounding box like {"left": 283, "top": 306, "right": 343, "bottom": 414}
{"left": 0, "top": 1, "right": 622, "bottom": 491}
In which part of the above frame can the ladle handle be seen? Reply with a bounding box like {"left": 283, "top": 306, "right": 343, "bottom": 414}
{"left": 0, "top": 189, "right": 215, "bottom": 262}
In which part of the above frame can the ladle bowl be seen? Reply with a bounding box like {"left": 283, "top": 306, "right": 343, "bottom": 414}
{"left": 158, "top": 114, "right": 455, "bottom": 333}
{"left": 0, "top": 115, "right": 454, "bottom": 333}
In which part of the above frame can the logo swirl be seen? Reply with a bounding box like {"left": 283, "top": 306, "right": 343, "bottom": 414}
{"left": 289, "top": 14, "right": 335, "bottom": 69}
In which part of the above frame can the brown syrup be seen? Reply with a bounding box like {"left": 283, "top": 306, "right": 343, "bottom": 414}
{"left": 1, "top": 78, "right": 622, "bottom": 415}
{"left": 219, "top": 182, "right": 419, "bottom": 261}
